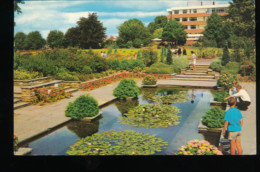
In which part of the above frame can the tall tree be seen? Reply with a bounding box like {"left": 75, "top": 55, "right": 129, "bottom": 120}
{"left": 203, "top": 12, "right": 224, "bottom": 48}
{"left": 154, "top": 15, "right": 167, "bottom": 29}
{"left": 152, "top": 28, "right": 163, "bottom": 39}
{"left": 14, "top": 0, "right": 24, "bottom": 14}
{"left": 162, "top": 19, "right": 186, "bottom": 45}
{"left": 24, "top": 31, "right": 45, "bottom": 50}
{"left": 77, "top": 13, "right": 106, "bottom": 49}
{"left": 64, "top": 27, "right": 80, "bottom": 47}
{"left": 47, "top": 30, "right": 65, "bottom": 48}
{"left": 227, "top": 0, "right": 255, "bottom": 38}
{"left": 14, "top": 32, "right": 27, "bottom": 50}
{"left": 117, "top": 18, "right": 151, "bottom": 48}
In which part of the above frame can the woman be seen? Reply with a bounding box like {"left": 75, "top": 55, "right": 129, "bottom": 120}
{"left": 191, "top": 51, "right": 196, "bottom": 71}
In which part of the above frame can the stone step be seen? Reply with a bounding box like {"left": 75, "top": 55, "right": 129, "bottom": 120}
{"left": 189, "top": 64, "right": 210, "bottom": 67}
{"left": 14, "top": 98, "right": 22, "bottom": 104}
{"left": 14, "top": 102, "right": 31, "bottom": 110}
{"left": 65, "top": 88, "right": 78, "bottom": 93}
{"left": 175, "top": 75, "right": 215, "bottom": 79}
{"left": 64, "top": 86, "right": 72, "bottom": 90}
{"left": 184, "top": 72, "right": 208, "bottom": 75}
{"left": 14, "top": 94, "right": 22, "bottom": 99}
{"left": 171, "top": 78, "right": 217, "bottom": 82}
{"left": 186, "top": 70, "right": 208, "bottom": 72}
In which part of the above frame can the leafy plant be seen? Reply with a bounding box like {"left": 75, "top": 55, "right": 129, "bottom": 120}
{"left": 210, "top": 58, "right": 223, "bottom": 72}
{"left": 14, "top": 70, "right": 43, "bottom": 80}
{"left": 142, "top": 75, "right": 157, "bottom": 85}
{"left": 212, "top": 91, "right": 229, "bottom": 102}
{"left": 119, "top": 104, "right": 180, "bottom": 128}
{"left": 65, "top": 94, "right": 99, "bottom": 119}
{"left": 66, "top": 130, "right": 168, "bottom": 155}
{"left": 221, "top": 61, "right": 240, "bottom": 75}
{"left": 202, "top": 107, "right": 225, "bottom": 128}
{"left": 56, "top": 72, "right": 80, "bottom": 81}
{"left": 172, "top": 57, "right": 189, "bottom": 73}
{"left": 13, "top": 133, "right": 19, "bottom": 152}
{"left": 177, "top": 139, "right": 222, "bottom": 155}
{"left": 113, "top": 79, "right": 140, "bottom": 99}
{"left": 145, "top": 62, "right": 174, "bottom": 74}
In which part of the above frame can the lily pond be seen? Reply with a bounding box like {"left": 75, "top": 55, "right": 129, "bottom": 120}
{"left": 22, "top": 87, "right": 221, "bottom": 155}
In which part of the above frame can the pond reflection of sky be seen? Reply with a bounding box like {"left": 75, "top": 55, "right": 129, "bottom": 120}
{"left": 25, "top": 88, "right": 220, "bottom": 155}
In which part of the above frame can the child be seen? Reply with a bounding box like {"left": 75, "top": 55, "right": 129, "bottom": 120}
{"left": 222, "top": 97, "right": 243, "bottom": 155}
{"left": 191, "top": 51, "right": 196, "bottom": 71}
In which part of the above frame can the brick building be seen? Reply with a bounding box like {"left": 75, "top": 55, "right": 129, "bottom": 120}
{"left": 167, "top": 1, "right": 229, "bottom": 45}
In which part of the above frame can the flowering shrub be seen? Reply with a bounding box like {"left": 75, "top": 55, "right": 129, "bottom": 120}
{"left": 32, "top": 86, "right": 72, "bottom": 105}
{"left": 142, "top": 75, "right": 157, "bottom": 85}
{"left": 217, "top": 72, "right": 238, "bottom": 90}
{"left": 14, "top": 133, "right": 18, "bottom": 151}
{"left": 177, "top": 139, "right": 222, "bottom": 155}
{"left": 82, "top": 72, "right": 170, "bottom": 91}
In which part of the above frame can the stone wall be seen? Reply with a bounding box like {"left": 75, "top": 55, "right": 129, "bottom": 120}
{"left": 62, "top": 81, "right": 81, "bottom": 88}
{"left": 14, "top": 77, "right": 52, "bottom": 86}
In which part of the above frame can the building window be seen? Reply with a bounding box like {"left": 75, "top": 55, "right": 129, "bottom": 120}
{"left": 193, "top": 9, "right": 197, "bottom": 13}
{"left": 168, "top": 11, "right": 172, "bottom": 15}
{"left": 182, "top": 18, "right": 188, "bottom": 21}
{"left": 185, "top": 25, "right": 188, "bottom": 29}
{"left": 190, "top": 17, "right": 197, "bottom": 21}
{"left": 183, "top": 10, "right": 187, "bottom": 14}
{"left": 174, "top": 10, "right": 179, "bottom": 14}
{"left": 175, "top": 18, "right": 180, "bottom": 21}
{"left": 191, "top": 25, "right": 196, "bottom": 29}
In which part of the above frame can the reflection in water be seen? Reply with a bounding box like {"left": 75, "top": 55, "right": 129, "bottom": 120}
{"left": 114, "top": 98, "right": 139, "bottom": 116}
{"left": 141, "top": 88, "right": 158, "bottom": 102}
{"left": 66, "top": 119, "right": 100, "bottom": 138}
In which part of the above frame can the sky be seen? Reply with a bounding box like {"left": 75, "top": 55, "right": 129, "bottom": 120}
{"left": 14, "top": 0, "right": 230, "bottom": 39}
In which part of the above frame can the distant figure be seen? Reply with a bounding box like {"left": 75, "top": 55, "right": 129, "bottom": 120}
{"left": 171, "top": 49, "right": 175, "bottom": 55}
{"left": 177, "top": 47, "right": 182, "bottom": 57}
{"left": 191, "top": 51, "right": 196, "bottom": 71}
{"left": 103, "top": 52, "right": 107, "bottom": 58}
{"left": 101, "top": 51, "right": 104, "bottom": 57}
{"left": 182, "top": 47, "right": 187, "bottom": 57}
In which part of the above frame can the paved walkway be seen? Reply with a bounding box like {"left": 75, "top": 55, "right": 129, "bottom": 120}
{"left": 239, "top": 82, "right": 256, "bottom": 155}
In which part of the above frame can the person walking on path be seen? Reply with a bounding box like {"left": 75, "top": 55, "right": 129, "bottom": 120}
{"left": 177, "top": 47, "right": 182, "bottom": 57}
{"left": 224, "top": 85, "right": 251, "bottom": 110}
{"left": 191, "top": 51, "right": 196, "bottom": 71}
{"left": 182, "top": 47, "right": 187, "bottom": 57}
{"left": 222, "top": 97, "right": 243, "bottom": 155}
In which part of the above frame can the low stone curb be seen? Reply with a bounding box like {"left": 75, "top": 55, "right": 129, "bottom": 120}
{"left": 141, "top": 84, "right": 158, "bottom": 88}
{"left": 14, "top": 147, "right": 32, "bottom": 156}
{"left": 81, "top": 111, "right": 103, "bottom": 122}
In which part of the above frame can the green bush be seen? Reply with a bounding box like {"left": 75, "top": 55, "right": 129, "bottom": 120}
{"left": 82, "top": 66, "right": 92, "bottom": 74}
{"left": 119, "top": 59, "right": 131, "bottom": 71}
{"left": 129, "top": 59, "right": 145, "bottom": 70}
{"left": 221, "top": 62, "right": 240, "bottom": 75}
{"left": 14, "top": 70, "right": 43, "bottom": 80}
{"left": 212, "top": 91, "right": 229, "bottom": 102}
{"left": 142, "top": 75, "right": 157, "bottom": 85}
{"left": 65, "top": 94, "right": 99, "bottom": 119}
{"left": 202, "top": 107, "right": 225, "bottom": 128}
{"left": 210, "top": 58, "right": 223, "bottom": 72}
{"left": 113, "top": 79, "right": 140, "bottom": 99}
{"left": 217, "top": 72, "right": 238, "bottom": 90}
{"left": 145, "top": 62, "right": 174, "bottom": 74}
{"left": 239, "top": 61, "right": 255, "bottom": 76}
{"left": 56, "top": 72, "right": 79, "bottom": 81}
{"left": 132, "top": 66, "right": 142, "bottom": 73}
{"left": 172, "top": 57, "right": 189, "bottom": 73}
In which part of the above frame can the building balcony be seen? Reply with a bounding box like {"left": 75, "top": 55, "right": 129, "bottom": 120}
{"left": 167, "top": 12, "right": 228, "bottom": 19}
{"left": 180, "top": 21, "right": 207, "bottom": 25}
{"left": 184, "top": 29, "right": 204, "bottom": 33}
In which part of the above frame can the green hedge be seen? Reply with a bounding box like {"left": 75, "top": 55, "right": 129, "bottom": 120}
{"left": 145, "top": 62, "right": 174, "bottom": 74}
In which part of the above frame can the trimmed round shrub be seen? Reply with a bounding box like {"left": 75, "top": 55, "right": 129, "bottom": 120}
{"left": 202, "top": 107, "right": 225, "bottom": 128}
{"left": 142, "top": 75, "right": 157, "bottom": 85}
{"left": 65, "top": 94, "right": 99, "bottom": 119}
{"left": 113, "top": 79, "right": 140, "bottom": 99}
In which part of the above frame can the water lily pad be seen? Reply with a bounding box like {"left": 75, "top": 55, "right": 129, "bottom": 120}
{"left": 119, "top": 104, "right": 181, "bottom": 128}
{"left": 66, "top": 130, "right": 168, "bottom": 155}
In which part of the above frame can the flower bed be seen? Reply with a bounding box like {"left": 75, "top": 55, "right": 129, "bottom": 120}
{"left": 32, "top": 86, "right": 72, "bottom": 105}
{"left": 82, "top": 72, "right": 170, "bottom": 91}
{"left": 177, "top": 139, "right": 222, "bottom": 155}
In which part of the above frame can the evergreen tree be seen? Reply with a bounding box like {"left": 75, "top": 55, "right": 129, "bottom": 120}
{"left": 221, "top": 41, "right": 231, "bottom": 66}
{"left": 161, "top": 47, "right": 165, "bottom": 63}
{"left": 166, "top": 45, "right": 172, "bottom": 65}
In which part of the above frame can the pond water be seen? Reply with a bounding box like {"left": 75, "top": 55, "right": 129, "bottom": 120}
{"left": 23, "top": 87, "right": 221, "bottom": 155}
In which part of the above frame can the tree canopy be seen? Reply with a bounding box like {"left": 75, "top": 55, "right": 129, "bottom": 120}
{"left": 148, "top": 15, "right": 167, "bottom": 34}
{"left": 14, "top": 32, "right": 27, "bottom": 50}
{"left": 47, "top": 30, "right": 65, "bottom": 48}
{"left": 24, "top": 31, "right": 45, "bottom": 50}
{"left": 227, "top": 0, "right": 255, "bottom": 38}
{"left": 117, "top": 18, "right": 151, "bottom": 48}
{"left": 162, "top": 19, "right": 186, "bottom": 45}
